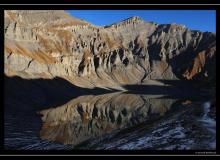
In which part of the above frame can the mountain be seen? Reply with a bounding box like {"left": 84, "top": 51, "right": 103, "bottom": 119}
{"left": 4, "top": 10, "right": 216, "bottom": 90}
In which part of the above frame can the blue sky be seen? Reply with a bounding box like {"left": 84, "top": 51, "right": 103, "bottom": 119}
{"left": 66, "top": 10, "right": 216, "bottom": 32}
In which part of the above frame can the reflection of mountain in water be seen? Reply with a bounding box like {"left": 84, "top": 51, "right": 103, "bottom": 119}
{"left": 38, "top": 93, "right": 176, "bottom": 145}
{"left": 5, "top": 74, "right": 215, "bottom": 150}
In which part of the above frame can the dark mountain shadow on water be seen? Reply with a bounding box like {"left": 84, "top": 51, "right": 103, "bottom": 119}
{"left": 5, "top": 75, "right": 211, "bottom": 112}
{"left": 123, "top": 79, "right": 212, "bottom": 100}
{"left": 4, "top": 75, "right": 118, "bottom": 112}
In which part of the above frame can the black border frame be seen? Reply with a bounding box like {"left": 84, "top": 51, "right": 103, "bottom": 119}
{"left": 1, "top": 4, "right": 219, "bottom": 156}
{"left": 0, "top": 0, "right": 219, "bottom": 4}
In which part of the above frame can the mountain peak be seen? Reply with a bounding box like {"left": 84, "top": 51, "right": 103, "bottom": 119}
{"left": 123, "top": 16, "right": 143, "bottom": 22}
{"left": 116, "top": 15, "right": 144, "bottom": 24}
{"left": 104, "top": 16, "right": 145, "bottom": 28}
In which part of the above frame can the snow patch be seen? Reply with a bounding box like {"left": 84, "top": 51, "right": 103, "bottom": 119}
{"left": 198, "top": 102, "right": 216, "bottom": 134}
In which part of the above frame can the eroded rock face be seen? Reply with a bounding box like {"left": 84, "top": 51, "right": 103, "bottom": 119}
{"left": 38, "top": 93, "right": 176, "bottom": 145}
{"left": 4, "top": 10, "right": 216, "bottom": 88}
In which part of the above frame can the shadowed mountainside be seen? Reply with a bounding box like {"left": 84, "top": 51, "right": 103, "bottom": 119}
{"left": 4, "top": 75, "right": 119, "bottom": 112}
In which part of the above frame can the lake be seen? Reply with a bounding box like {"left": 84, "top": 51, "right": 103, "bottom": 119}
{"left": 4, "top": 90, "right": 216, "bottom": 150}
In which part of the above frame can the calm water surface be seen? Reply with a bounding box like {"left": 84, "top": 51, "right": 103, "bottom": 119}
{"left": 5, "top": 92, "right": 216, "bottom": 150}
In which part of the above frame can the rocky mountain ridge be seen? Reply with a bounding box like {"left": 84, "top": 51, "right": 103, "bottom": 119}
{"left": 4, "top": 10, "right": 216, "bottom": 89}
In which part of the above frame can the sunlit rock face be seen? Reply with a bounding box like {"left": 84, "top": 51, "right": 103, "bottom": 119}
{"left": 4, "top": 10, "right": 216, "bottom": 89}
{"left": 38, "top": 93, "right": 176, "bottom": 145}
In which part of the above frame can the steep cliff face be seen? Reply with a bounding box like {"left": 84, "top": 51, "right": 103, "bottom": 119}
{"left": 4, "top": 10, "right": 216, "bottom": 89}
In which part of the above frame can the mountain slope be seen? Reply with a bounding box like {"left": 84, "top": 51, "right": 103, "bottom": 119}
{"left": 4, "top": 10, "right": 216, "bottom": 89}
